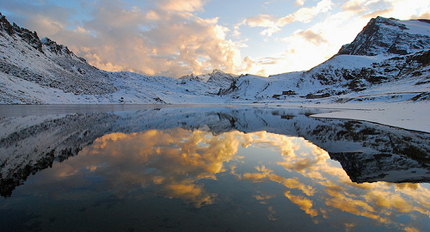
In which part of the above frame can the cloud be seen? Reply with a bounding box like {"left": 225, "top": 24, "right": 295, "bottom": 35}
{"left": 240, "top": 56, "right": 268, "bottom": 76}
{"left": 245, "top": 0, "right": 333, "bottom": 36}
{"left": 295, "top": 0, "right": 307, "bottom": 6}
{"left": 412, "top": 11, "right": 430, "bottom": 19}
{"left": 280, "top": 0, "right": 333, "bottom": 24}
{"left": 340, "top": 0, "right": 394, "bottom": 19}
{"left": 293, "top": 29, "right": 328, "bottom": 45}
{"left": 2, "top": 0, "right": 430, "bottom": 78}
{"left": 72, "top": 2, "right": 243, "bottom": 77}
{"left": 243, "top": 0, "right": 429, "bottom": 75}
{"left": 361, "top": 8, "right": 394, "bottom": 18}
{"left": 246, "top": 14, "right": 282, "bottom": 36}
{"left": 1, "top": 0, "right": 245, "bottom": 77}
{"left": 341, "top": 0, "right": 368, "bottom": 13}
{"left": 0, "top": 0, "right": 76, "bottom": 38}
{"left": 155, "top": 0, "right": 204, "bottom": 12}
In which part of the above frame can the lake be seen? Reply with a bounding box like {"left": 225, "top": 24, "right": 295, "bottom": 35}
{"left": 1, "top": 105, "right": 430, "bottom": 232}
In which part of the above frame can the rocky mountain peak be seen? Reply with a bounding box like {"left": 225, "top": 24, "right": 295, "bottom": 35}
{"left": 208, "top": 69, "right": 235, "bottom": 81}
{"left": 41, "top": 37, "right": 78, "bottom": 58}
{"left": 0, "top": 13, "right": 44, "bottom": 53}
{"left": 338, "top": 16, "right": 430, "bottom": 56}
{"left": 180, "top": 69, "right": 236, "bottom": 83}
{"left": 0, "top": 13, "right": 80, "bottom": 59}
{"left": 0, "top": 12, "right": 117, "bottom": 98}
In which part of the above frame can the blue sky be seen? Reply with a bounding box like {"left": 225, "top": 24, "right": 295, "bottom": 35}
{"left": 1, "top": 0, "right": 429, "bottom": 77}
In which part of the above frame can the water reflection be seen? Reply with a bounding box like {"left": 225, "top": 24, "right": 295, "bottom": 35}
{"left": 73, "top": 129, "right": 241, "bottom": 207}
{"left": 1, "top": 106, "right": 430, "bottom": 231}
{"left": 3, "top": 128, "right": 429, "bottom": 231}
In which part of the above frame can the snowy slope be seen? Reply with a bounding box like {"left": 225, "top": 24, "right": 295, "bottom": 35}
{"left": 338, "top": 17, "right": 430, "bottom": 56}
{"left": 0, "top": 14, "right": 116, "bottom": 97}
{"left": 0, "top": 14, "right": 429, "bottom": 105}
{"left": 0, "top": 12, "right": 245, "bottom": 104}
{"left": 103, "top": 71, "right": 232, "bottom": 104}
{"left": 223, "top": 17, "right": 430, "bottom": 103}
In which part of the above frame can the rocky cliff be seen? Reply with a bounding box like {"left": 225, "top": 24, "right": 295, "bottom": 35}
{"left": 0, "top": 12, "right": 116, "bottom": 98}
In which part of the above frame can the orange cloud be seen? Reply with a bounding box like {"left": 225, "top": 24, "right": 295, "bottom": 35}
{"left": 293, "top": 29, "right": 328, "bottom": 45}
{"left": 284, "top": 191, "right": 318, "bottom": 217}
{"left": 14, "top": 0, "right": 245, "bottom": 78}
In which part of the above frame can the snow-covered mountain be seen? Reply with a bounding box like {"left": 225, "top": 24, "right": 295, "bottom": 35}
{"left": 0, "top": 13, "right": 429, "bottom": 104}
{"left": 224, "top": 17, "right": 430, "bottom": 102}
{"left": 0, "top": 13, "right": 117, "bottom": 99}
{"left": 338, "top": 17, "right": 430, "bottom": 56}
{"left": 0, "top": 13, "right": 233, "bottom": 104}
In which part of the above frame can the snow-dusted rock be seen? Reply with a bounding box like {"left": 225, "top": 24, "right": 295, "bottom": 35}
{"left": 0, "top": 14, "right": 429, "bottom": 104}
{"left": 338, "top": 17, "right": 430, "bottom": 56}
{"left": 222, "top": 17, "right": 430, "bottom": 102}
{"left": 0, "top": 13, "right": 117, "bottom": 100}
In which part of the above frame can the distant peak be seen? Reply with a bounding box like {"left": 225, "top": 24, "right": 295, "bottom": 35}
{"left": 337, "top": 16, "right": 430, "bottom": 56}
{"left": 211, "top": 69, "right": 225, "bottom": 74}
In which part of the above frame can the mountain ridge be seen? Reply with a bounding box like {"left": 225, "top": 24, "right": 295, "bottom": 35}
{"left": 0, "top": 13, "right": 429, "bottom": 104}
{"left": 0, "top": 13, "right": 118, "bottom": 98}
{"left": 338, "top": 16, "right": 430, "bottom": 56}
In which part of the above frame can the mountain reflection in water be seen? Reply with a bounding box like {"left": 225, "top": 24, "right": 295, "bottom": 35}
{"left": 1, "top": 106, "right": 430, "bottom": 232}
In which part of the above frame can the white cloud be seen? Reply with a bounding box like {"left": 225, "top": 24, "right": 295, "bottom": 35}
{"left": 2, "top": 0, "right": 430, "bottom": 77}
{"left": 6, "top": 0, "right": 246, "bottom": 77}
{"left": 295, "top": 0, "right": 306, "bottom": 6}
{"left": 281, "top": 0, "right": 333, "bottom": 24}
{"left": 155, "top": 0, "right": 204, "bottom": 12}
{"left": 242, "top": 0, "right": 430, "bottom": 75}
{"left": 245, "top": 0, "right": 333, "bottom": 36}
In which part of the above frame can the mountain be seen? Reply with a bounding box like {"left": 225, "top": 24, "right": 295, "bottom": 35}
{"left": 0, "top": 13, "right": 430, "bottom": 104}
{"left": 0, "top": 13, "right": 232, "bottom": 104}
{"left": 222, "top": 17, "right": 430, "bottom": 102}
{"left": 0, "top": 13, "right": 117, "bottom": 97}
{"left": 338, "top": 17, "right": 430, "bottom": 56}
{"left": 180, "top": 69, "right": 237, "bottom": 85}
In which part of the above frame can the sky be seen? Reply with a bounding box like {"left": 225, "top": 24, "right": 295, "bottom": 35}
{"left": 1, "top": 0, "right": 429, "bottom": 78}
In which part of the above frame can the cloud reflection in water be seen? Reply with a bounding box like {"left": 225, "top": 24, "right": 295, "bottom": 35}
{"left": 45, "top": 128, "right": 430, "bottom": 231}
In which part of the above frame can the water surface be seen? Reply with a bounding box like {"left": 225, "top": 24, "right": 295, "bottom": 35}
{"left": 1, "top": 105, "right": 430, "bottom": 231}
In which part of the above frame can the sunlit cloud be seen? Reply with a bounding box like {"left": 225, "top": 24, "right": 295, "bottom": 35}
{"left": 245, "top": 0, "right": 333, "bottom": 37}
{"left": 295, "top": 0, "right": 307, "bottom": 6}
{"left": 155, "top": 0, "right": 204, "bottom": 12}
{"left": 1, "top": 0, "right": 430, "bottom": 77}
{"left": 242, "top": 0, "right": 430, "bottom": 74}
{"left": 246, "top": 14, "right": 282, "bottom": 36}
{"left": 0, "top": 0, "right": 244, "bottom": 77}
{"left": 293, "top": 29, "right": 328, "bottom": 45}
{"left": 70, "top": 3, "right": 243, "bottom": 77}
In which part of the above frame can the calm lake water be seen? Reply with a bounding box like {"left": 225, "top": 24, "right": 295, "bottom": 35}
{"left": 1, "top": 105, "right": 430, "bottom": 232}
